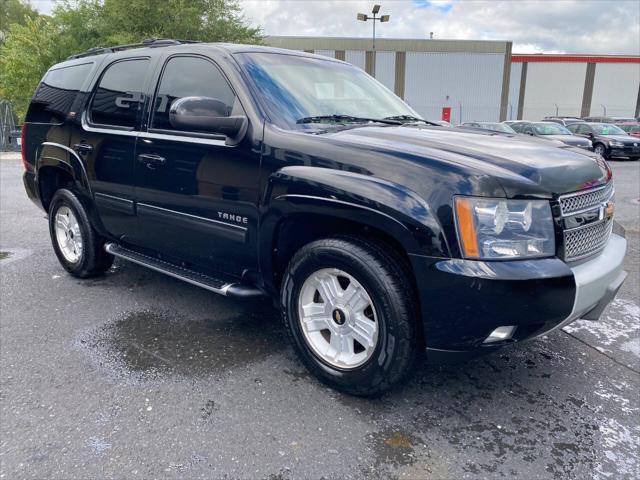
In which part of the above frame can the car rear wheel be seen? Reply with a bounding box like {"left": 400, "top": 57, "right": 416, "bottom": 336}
{"left": 49, "top": 188, "right": 113, "bottom": 278}
{"left": 281, "top": 236, "right": 419, "bottom": 396}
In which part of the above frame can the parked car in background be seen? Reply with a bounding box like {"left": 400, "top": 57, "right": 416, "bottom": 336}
{"left": 544, "top": 116, "right": 584, "bottom": 126}
{"left": 505, "top": 121, "right": 592, "bottom": 150}
{"left": 567, "top": 122, "right": 640, "bottom": 160}
{"left": 583, "top": 116, "right": 637, "bottom": 123}
{"left": 459, "top": 121, "right": 517, "bottom": 133}
{"left": 614, "top": 122, "right": 640, "bottom": 139}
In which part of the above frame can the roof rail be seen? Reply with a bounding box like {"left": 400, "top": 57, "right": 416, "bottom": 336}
{"left": 67, "top": 38, "right": 201, "bottom": 60}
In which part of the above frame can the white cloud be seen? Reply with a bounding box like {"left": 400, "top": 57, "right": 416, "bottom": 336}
{"left": 239, "top": 0, "right": 640, "bottom": 54}
{"left": 32, "top": 0, "right": 640, "bottom": 54}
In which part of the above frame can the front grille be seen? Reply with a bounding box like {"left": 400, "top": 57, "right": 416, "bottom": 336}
{"left": 559, "top": 181, "right": 614, "bottom": 262}
{"left": 564, "top": 219, "right": 613, "bottom": 261}
{"left": 559, "top": 182, "right": 613, "bottom": 216}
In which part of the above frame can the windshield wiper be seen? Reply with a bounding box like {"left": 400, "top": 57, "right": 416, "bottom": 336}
{"left": 383, "top": 115, "right": 440, "bottom": 126}
{"left": 296, "top": 114, "right": 401, "bottom": 125}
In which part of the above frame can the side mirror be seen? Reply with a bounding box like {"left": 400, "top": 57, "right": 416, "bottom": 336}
{"left": 169, "top": 96, "right": 246, "bottom": 137}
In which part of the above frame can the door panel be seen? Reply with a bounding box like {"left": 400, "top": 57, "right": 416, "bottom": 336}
{"left": 71, "top": 57, "right": 151, "bottom": 239}
{"left": 133, "top": 55, "right": 260, "bottom": 276}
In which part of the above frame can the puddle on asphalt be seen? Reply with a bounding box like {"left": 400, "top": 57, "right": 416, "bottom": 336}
{"left": 76, "top": 308, "right": 286, "bottom": 382}
{"left": 367, "top": 426, "right": 420, "bottom": 469}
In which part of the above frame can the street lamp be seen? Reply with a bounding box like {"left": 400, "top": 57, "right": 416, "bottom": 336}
{"left": 357, "top": 5, "right": 390, "bottom": 51}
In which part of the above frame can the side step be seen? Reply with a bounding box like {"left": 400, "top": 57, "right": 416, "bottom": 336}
{"left": 104, "top": 243, "right": 264, "bottom": 298}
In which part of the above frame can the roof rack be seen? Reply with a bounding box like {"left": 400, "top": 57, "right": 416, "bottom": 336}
{"left": 67, "top": 38, "right": 201, "bottom": 60}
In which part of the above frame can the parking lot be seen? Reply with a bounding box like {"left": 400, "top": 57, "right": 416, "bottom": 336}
{"left": 0, "top": 151, "right": 638, "bottom": 479}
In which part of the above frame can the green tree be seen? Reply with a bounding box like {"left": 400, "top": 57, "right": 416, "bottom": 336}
{"left": 0, "top": 0, "right": 39, "bottom": 42}
{"left": 54, "top": 0, "right": 262, "bottom": 47}
{"left": 0, "top": 0, "right": 262, "bottom": 120}
{"left": 0, "top": 16, "right": 76, "bottom": 120}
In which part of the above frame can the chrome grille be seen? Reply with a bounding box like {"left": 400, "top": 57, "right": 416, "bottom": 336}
{"left": 559, "top": 181, "right": 614, "bottom": 262}
{"left": 559, "top": 182, "right": 613, "bottom": 216}
{"left": 564, "top": 219, "right": 613, "bottom": 261}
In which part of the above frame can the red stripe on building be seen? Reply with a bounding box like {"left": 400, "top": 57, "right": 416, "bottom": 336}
{"left": 512, "top": 55, "right": 640, "bottom": 63}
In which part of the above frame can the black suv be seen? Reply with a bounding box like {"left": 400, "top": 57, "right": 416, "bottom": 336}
{"left": 22, "top": 40, "right": 627, "bottom": 395}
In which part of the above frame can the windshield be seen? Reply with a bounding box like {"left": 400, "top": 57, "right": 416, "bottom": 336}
{"left": 617, "top": 124, "right": 639, "bottom": 134}
{"left": 592, "top": 124, "right": 627, "bottom": 135}
{"left": 237, "top": 52, "right": 421, "bottom": 129}
{"left": 533, "top": 123, "right": 572, "bottom": 135}
{"left": 478, "top": 122, "right": 516, "bottom": 133}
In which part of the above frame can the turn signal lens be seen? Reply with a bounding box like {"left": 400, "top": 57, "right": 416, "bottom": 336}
{"left": 454, "top": 197, "right": 480, "bottom": 258}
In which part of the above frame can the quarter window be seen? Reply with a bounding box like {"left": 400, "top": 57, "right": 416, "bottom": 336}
{"left": 90, "top": 59, "right": 150, "bottom": 128}
{"left": 151, "top": 56, "right": 236, "bottom": 131}
{"left": 26, "top": 62, "right": 93, "bottom": 123}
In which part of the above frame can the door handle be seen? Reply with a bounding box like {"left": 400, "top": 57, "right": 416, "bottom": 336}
{"left": 137, "top": 154, "right": 166, "bottom": 169}
{"left": 73, "top": 143, "right": 93, "bottom": 155}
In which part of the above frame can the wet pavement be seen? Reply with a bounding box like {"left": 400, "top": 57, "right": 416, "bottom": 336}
{"left": 1, "top": 152, "right": 639, "bottom": 479}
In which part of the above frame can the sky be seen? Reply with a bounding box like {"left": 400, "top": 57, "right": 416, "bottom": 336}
{"left": 30, "top": 0, "right": 640, "bottom": 55}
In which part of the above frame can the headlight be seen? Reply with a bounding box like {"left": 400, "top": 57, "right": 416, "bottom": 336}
{"left": 610, "top": 141, "right": 624, "bottom": 147}
{"left": 454, "top": 197, "right": 555, "bottom": 259}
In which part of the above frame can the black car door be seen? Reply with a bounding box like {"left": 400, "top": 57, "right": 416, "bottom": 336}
{"left": 70, "top": 57, "right": 153, "bottom": 240}
{"left": 133, "top": 54, "right": 260, "bottom": 276}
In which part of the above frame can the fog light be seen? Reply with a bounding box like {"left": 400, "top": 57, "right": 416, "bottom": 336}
{"left": 484, "top": 326, "right": 517, "bottom": 344}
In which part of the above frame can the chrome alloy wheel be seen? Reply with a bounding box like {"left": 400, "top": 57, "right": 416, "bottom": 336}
{"left": 594, "top": 144, "right": 606, "bottom": 156}
{"left": 54, "top": 206, "right": 83, "bottom": 264}
{"left": 298, "top": 268, "right": 379, "bottom": 369}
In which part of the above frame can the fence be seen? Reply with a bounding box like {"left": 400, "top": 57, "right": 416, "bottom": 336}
{"left": 0, "top": 101, "right": 19, "bottom": 151}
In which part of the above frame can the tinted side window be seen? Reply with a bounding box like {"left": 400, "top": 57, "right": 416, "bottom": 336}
{"left": 26, "top": 62, "right": 93, "bottom": 123}
{"left": 577, "top": 124, "right": 590, "bottom": 134}
{"left": 90, "top": 59, "right": 149, "bottom": 128}
{"left": 510, "top": 123, "right": 523, "bottom": 133}
{"left": 152, "top": 56, "right": 236, "bottom": 131}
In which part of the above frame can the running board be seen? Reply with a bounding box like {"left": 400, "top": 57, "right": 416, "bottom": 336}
{"left": 104, "top": 243, "right": 264, "bottom": 298}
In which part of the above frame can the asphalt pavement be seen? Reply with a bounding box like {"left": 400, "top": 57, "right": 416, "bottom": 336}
{"left": 1, "top": 151, "right": 638, "bottom": 479}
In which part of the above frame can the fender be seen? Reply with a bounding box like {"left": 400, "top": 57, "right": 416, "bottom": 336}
{"left": 259, "top": 166, "right": 451, "bottom": 284}
{"left": 36, "top": 142, "right": 93, "bottom": 197}
{"left": 35, "top": 142, "right": 109, "bottom": 235}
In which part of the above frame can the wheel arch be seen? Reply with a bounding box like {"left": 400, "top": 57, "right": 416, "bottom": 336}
{"left": 36, "top": 142, "right": 92, "bottom": 211}
{"left": 259, "top": 166, "right": 449, "bottom": 293}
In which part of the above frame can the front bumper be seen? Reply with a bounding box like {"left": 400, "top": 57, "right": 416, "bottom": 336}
{"left": 411, "top": 233, "right": 627, "bottom": 354}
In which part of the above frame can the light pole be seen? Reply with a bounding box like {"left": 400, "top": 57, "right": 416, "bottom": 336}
{"left": 357, "top": 5, "right": 390, "bottom": 75}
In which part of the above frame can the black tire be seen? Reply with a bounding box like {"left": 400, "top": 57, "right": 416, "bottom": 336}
{"left": 48, "top": 188, "right": 113, "bottom": 278}
{"left": 281, "top": 236, "right": 419, "bottom": 396}
{"left": 594, "top": 143, "right": 609, "bottom": 160}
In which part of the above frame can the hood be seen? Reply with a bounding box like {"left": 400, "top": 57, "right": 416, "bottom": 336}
{"left": 546, "top": 135, "right": 591, "bottom": 146}
{"left": 327, "top": 125, "right": 609, "bottom": 197}
{"left": 604, "top": 135, "right": 639, "bottom": 144}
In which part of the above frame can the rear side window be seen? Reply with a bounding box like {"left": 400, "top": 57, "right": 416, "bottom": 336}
{"left": 151, "top": 56, "right": 236, "bottom": 131}
{"left": 25, "top": 62, "right": 93, "bottom": 123}
{"left": 90, "top": 59, "right": 150, "bottom": 128}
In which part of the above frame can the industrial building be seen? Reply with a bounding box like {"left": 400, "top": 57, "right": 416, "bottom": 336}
{"left": 265, "top": 36, "right": 640, "bottom": 124}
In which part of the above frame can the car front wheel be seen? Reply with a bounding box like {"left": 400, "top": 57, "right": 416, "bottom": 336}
{"left": 281, "top": 236, "right": 419, "bottom": 396}
{"left": 594, "top": 143, "right": 609, "bottom": 159}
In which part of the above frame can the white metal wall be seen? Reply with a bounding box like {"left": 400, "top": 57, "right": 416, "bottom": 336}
{"left": 507, "top": 62, "right": 522, "bottom": 121}
{"left": 403, "top": 52, "right": 505, "bottom": 124}
{"left": 522, "top": 62, "right": 586, "bottom": 119}
{"left": 590, "top": 63, "right": 640, "bottom": 117}
{"left": 315, "top": 49, "right": 334, "bottom": 58}
{"left": 345, "top": 50, "right": 366, "bottom": 70}
{"left": 374, "top": 51, "right": 395, "bottom": 91}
